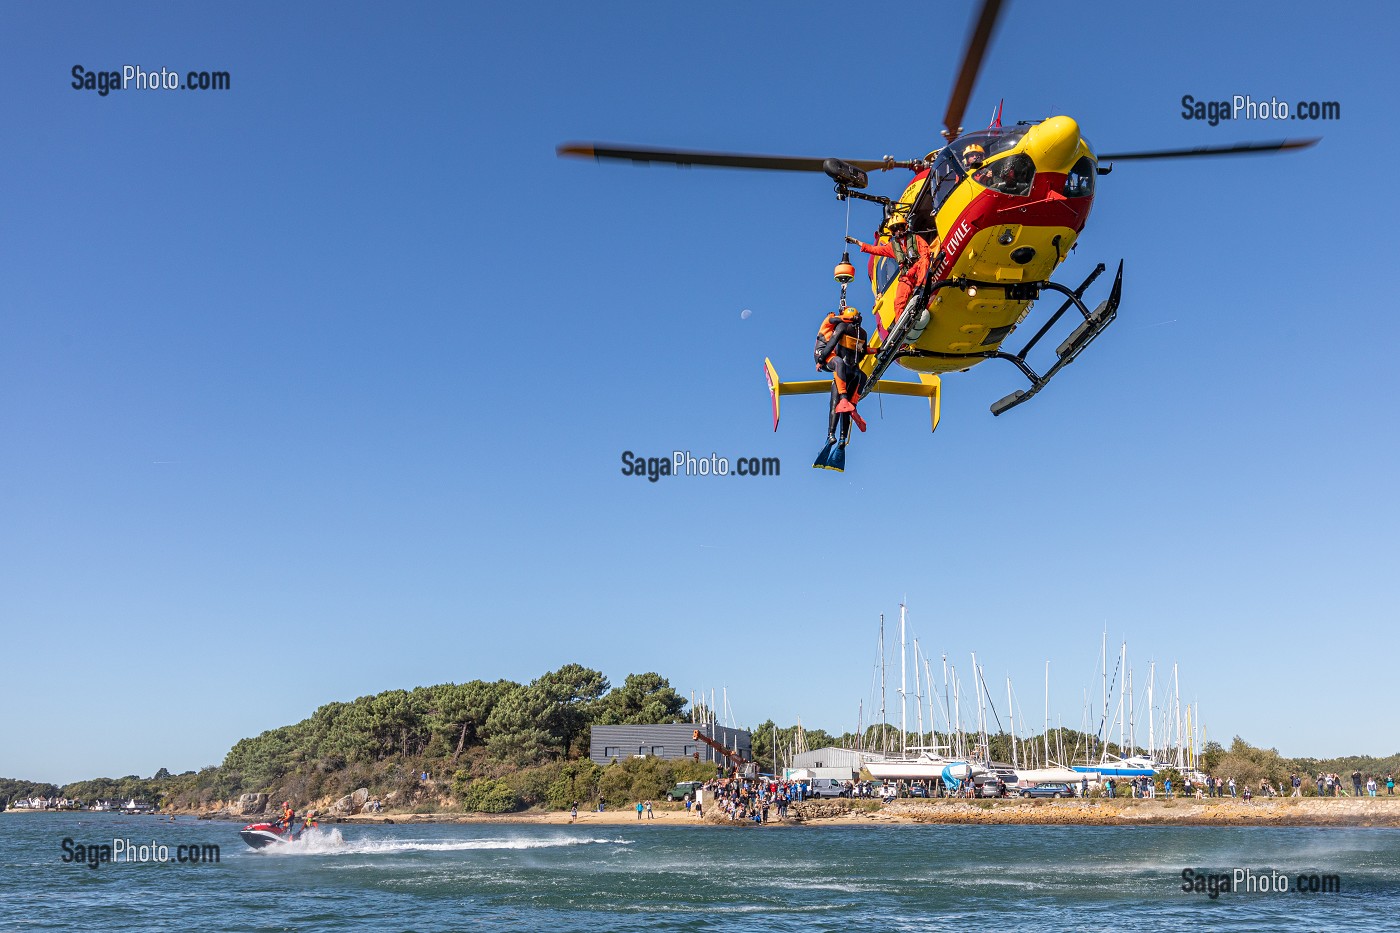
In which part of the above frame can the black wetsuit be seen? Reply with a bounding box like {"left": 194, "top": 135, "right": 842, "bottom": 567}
{"left": 814, "top": 317, "right": 870, "bottom": 441}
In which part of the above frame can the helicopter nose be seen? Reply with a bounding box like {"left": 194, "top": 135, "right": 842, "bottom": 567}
{"left": 1025, "top": 116, "right": 1081, "bottom": 173}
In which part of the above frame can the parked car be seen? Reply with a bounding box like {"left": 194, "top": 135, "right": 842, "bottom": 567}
{"left": 1019, "top": 782, "right": 1072, "bottom": 799}
{"left": 978, "top": 779, "right": 1007, "bottom": 798}
{"left": 808, "top": 779, "right": 852, "bottom": 798}
{"left": 905, "top": 783, "right": 931, "bottom": 798}
{"left": 664, "top": 781, "right": 704, "bottom": 801}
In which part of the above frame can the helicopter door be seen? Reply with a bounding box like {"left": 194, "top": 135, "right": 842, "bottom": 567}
{"left": 928, "top": 150, "right": 965, "bottom": 215}
{"left": 906, "top": 176, "right": 936, "bottom": 239}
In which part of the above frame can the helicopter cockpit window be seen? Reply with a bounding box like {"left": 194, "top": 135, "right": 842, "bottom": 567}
{"left": 974, "top": 152, "right": 1035, "bottom": 197}
{"left": 1064, "top": 156, "right": 1095, "bottom": 198}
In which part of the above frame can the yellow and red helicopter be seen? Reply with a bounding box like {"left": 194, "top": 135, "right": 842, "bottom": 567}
{"left": 558, "top": 0, "right": 1316, "bottom": 472}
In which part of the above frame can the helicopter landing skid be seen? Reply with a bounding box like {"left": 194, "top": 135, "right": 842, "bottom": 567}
{"left": 894, "top": 261, "right": 1122, "bottom": 417}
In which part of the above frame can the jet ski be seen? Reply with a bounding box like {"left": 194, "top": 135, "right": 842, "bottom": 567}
{"left": 239, "top": 821, "right": 297, "bottom": 849}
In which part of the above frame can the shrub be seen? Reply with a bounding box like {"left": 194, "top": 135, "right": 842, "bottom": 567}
{"left": 546, "top": 760, "right": 603, "bottom": 809}
{"left": 462, "top": 778, "right": 517, "bottom": 813}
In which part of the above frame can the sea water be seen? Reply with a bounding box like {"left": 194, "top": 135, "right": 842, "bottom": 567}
{"left": 1, "top": 812, "right": 1396, "bottom": 931}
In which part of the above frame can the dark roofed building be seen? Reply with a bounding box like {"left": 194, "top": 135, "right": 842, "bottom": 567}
{"left": 589, "top": 723, "right": 751, "bottom": 768}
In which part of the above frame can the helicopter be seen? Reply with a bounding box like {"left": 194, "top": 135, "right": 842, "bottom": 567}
{"left": 557, "top": 0, "right": 1317, "bottom": 472}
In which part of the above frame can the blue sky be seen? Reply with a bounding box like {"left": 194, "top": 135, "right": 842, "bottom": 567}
{"left": 1, "top": 1, "right": 1394, "bottom": 784}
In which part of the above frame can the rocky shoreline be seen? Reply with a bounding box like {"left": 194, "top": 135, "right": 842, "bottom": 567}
{"left": 141, "top": 794, "right": 1400, "bottom": 829}
{"left": 807, "top": 797, "right": 1400, "bottom": 827}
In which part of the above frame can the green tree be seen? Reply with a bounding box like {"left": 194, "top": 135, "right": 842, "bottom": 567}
{"left": 595, "top": 673, "right": 686, "bottom": 725}
{"left": 533, "top": 664, "right": 610, "bottom": 755}
{"left": 425, "top": 680, "right": 511, "bottom": 763}
{"left": 484, "top": 685, "right": 558, "bottom": 764}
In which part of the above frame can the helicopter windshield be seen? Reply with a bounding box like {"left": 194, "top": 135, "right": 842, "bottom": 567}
{"left": 954, "top": 126, "right": 1028, "bottom": 171}
{"left": 972, "top": 152, "right": 1035, "bottom": 196}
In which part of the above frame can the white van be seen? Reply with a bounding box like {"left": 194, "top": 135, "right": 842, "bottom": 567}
{"left": 807, "top": 779, "right": 851, "bottom": 798}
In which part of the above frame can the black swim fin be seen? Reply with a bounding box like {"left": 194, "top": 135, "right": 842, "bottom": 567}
{"left": 813, "top": 440, "right": 836, "bottom": 470}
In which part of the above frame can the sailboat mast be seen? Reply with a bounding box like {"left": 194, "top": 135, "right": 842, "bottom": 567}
{"left": 900, "top": 603, "right": 907, "bottom": 756}
{"left": 913, "top": 640, "right": 924, "bottom": 743}
{"left": 878, "top": 614, "right": 887, "bottom": 756}
{"left": 1044, "top": 661, "right": 1050, "bottom": 768}
{"left": 1101, "top": 629, "right": 1108, "bottom": 755}
{"left": 952, "top": 665, "right": 962, "bottom": 759}
{"left": 1127, "top": 665, "right": 1135, "bottom": 757}
{"left": 1173, "top": 663, "right": 1183, "bottom": 769}
{"left": 1118, "top": 642, "right": 1126, "bottom": 756}
{"left": 1147, "top": 662, "right": 1155, "bottom": 760}
{"left": 924, "top": 656, "right": 936, "bottom": 749}
{"left": 1007, "top": 677, "right": 1018, "bottom": 770}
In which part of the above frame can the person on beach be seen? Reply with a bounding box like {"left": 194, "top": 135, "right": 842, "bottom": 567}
{"left": 1388, "top": 773, "right": 1395, "bottom": 796}
{"left": 570, "top": 803, "right": 578, "bottom": 823}
{"left": 635, "top": 802, "right": 643, "bottom": 820}
{"left": 1368, "top": 776, "right": 1378, "bottom": 797}
{"left": 1164, "top": 777, "right": 1172, "bottom": 798}
{"left": 645, "top": 800, "right": 654, "bottom": 819}
{"left": 1291, "top": 774, "right": 1302, "bottom": 797}
{"left": 1353, "top": 770, "right": 1364, "bottom": 796}
{"left": 1242, "top": 786, "right": 1252, "bottom": 803}
{"left": 1228, "top": 777, "right": 1236, "bottom": 798}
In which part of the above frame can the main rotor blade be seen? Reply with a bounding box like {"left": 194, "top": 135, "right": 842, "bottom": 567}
{"left": 557, "top": 142, "right": 891, "bottom": 174}
{"left": 1096, "top": 137, "right": 1320, "bottom": 161}
{"left": 942, "top": 0, "right": 1006, "bottom": 138}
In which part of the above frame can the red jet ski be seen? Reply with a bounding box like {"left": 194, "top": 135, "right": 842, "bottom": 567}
{"left": 239, "top": 821, "right": 299, "bottom": 849}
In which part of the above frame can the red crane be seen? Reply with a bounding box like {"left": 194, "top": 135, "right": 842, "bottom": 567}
{"left": 693, "top": 729, "right": 758, "bottom": 779}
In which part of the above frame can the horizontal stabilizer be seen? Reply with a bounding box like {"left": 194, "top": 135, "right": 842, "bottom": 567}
{"left": 764, "top": 359, "right": 942, "bottom": 433}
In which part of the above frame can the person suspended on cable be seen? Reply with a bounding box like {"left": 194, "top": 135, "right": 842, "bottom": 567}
{"left": 814, "top": 305, "right": 875, "bottom": 441}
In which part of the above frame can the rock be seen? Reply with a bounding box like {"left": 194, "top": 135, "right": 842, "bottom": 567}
{"left": 235, "top": 793, "right": 268, "bottom": 816}
{"left": 328, "top": 788, "right": 373, "bottom": 816}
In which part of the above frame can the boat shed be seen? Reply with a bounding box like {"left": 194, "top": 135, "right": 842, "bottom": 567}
{"left": 589, "top": 723, "right": 751, "bottom": 768}
{"left": 787, "top": 746, "right": 880, "bottom": 780}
